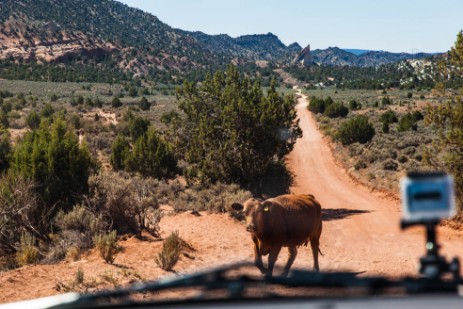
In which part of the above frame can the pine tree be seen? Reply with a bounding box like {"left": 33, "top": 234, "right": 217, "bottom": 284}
{"left": 425, "top": 30, "right": 463, "bottom": 208}
{"left": 11, "top": 117, "right": 95, "bottom": 208}
{"left": 174, "top": 64, "right": 300, "bottom": 188}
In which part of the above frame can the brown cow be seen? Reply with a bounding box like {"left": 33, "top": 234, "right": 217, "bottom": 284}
{"left": 232, "top": 194, "right": 322, "bottom": 277}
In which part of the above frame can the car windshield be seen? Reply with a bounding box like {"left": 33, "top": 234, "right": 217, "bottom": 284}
{"left": 1, "top": 0, "right": 463, "bottom": 307}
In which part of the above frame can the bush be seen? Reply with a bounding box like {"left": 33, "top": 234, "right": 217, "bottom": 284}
{"left": 122, "top": 128, "right": 178, "bottom": 179}
{"left": 398, "top": 155, "right": 409, "bottom": 163}
{"left": 324, "top": 102, "right": 348, "bottom": 118}
{"left": 128, "top": 117, "right": 150, "bottom": 140}
{"left": 382, "top": 96, "right": 392, "bottom": 105}
{"left": 0, "top": 111, "right": 9, "bottom": 128}
{"left": 155, "top": 231, "right": 182, "bottom": 271}
{"left": 15, "top": 233, "right": 39, "bottom": 266}
{"left": 349, "top": 100, "right": 360, "bottom": 111}
{"left": 407, "top": 92, "right": 413, "bottom": 99}
{"left": 40, "top": 103, "right": 54, "bottom": 118}
{"left": 338, "top": 116, "right": 375, "bottom": 145}
{"left": 308, "top": 96, "right": 325, "bottom": 114}
{"left": 111, "top": 97, "right": 122, "bottom": 108}
{"left": 86, "top": 174, "right": 162, "bottom": 237}
{"left": 383, "top": 159, "right": 399, "bottom": 171}
{"left": 55, "top": 205, "right": 106, "bottom": 247}
{"left": 0, "top": 129, "right": 10, "bottom": 172}
{"left": 138, "top": 97, "right": 151, "bottom": 111}
{"left": 382, "top": 121, "right": 389, "bottom": 133}
{"left": 10, "top": 117, "right": 96, "bottom": 208}
{"left": 0, "top": 175, "right": 48, "bottom": 257}
{"left": 176, "top": 66, "right": 300, "bottom": 188}
{"left": 93, "top": 231, "right": 121, "bottom": 264}
{"left": 380, "top": 110, "right": 398, "bottom": 124}
{"left": 398, "top": 112, "right": 422, "bottom": 132}
{"left": 26, "top": 111, "right": 41, "bottom": 130}
{"left": 354, "top": 160, "right": 367, "bottom": 170}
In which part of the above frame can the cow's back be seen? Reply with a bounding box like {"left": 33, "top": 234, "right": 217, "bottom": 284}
{"left": 266, "top": 194, "right": 322, "bottom": 247}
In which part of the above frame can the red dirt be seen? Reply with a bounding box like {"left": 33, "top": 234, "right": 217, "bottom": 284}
{"left": 1, "top": 90, "right": 463, "bottom": 303}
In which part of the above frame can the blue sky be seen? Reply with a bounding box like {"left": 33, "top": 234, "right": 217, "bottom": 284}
{"left": 117, "top": 0, "right": 462, "bottom": 53}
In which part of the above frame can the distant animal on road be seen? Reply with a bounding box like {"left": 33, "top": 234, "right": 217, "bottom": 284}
{"left": 232, "top": 194, "right": 323, "bottom": 277}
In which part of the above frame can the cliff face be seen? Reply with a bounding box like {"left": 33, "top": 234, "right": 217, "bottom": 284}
{"left": 292, "top": 44, "right": 312, "bottom": 67}
{"left": 0, "top": 14, "right": 116, "bottom": 62}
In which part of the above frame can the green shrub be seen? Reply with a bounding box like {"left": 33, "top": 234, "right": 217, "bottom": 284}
{"left": 380, "top": 110, "right": 398, "bottom": 124}
{"left": 26, "top": 111, "right": 41, "bottom": 130}
{"left": 382, "top": 96, "right": 392, "bottom": 105}
{"left": 398, "top": 112, "right": 422, "bottom": 132}
{"left": 398, "top": 155, "right": 409, "bottom": 163}
{"left": 382, "top": 121, "right": 389, "bottom": 133}
{"left": 349, "top": 100, "right": 360, "bottom": 110}
{"left": 155, "top": 231, "right": 182, "bottom": 271}
{"left": 55, "top": 205, "right": 106, "bottom": 237}
{"left": 338, "top": 115, "right": 375, "bottom": 145}
{"left": 93, "top": 231, "right": 121, "bottom": 264}
{"left": 111, "top": 97, "right": 122, "bottom": 108}
{"left": 11, "top": 117, "right": 95, "bottom": 208}
{"left": 354, "top": 160, "right": 367, "bottom": 170}
{"left": 128, "top": 117, "right": 150, "bottom": 140}
{"left": 383, "top": 159, "right": 399, "bottom": 171}
{"left": 15, "top": 233, "right": 39, "bottom": 266}
{"left": 324, "top": 102, "right": 348, "bottom": 118}
{"left": 0, "top": 129, "right": 10, "bottom": 172}
{"left": 308, "top": 96, "right": 325, "bottom": 114}
{"left": 0, "top": 111, "right": 9, "bottom": 128}
{"left": 40, "top": 103, "right": 54, "bottom": 118}
{"left": 138, "top": 97, "right": 151, "bottom": 111}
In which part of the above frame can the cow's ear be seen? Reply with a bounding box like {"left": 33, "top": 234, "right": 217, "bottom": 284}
{"left": 231, "top": 203, "right": 244, "bottom": 211}
{"left": 262, "top": 201, "right": 272, "bottom": 212}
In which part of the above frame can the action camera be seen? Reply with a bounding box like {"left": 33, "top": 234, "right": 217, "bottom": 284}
{"left": 401, "top": 172, "right": 455, "bottom": 222}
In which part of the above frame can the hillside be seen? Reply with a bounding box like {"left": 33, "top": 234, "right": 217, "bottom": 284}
{"left": 0, "top": 0, "right": 298, "bottom": 83}
{"left": 0, "top": 0, "right": 441, "bottom": 84}
{"left": 311, "top": 47, "right": 436, "bottom": 67}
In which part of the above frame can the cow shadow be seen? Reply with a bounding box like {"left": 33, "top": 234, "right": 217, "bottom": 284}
{"left": 322, "top": 208, "right": 371, "bottom": 221}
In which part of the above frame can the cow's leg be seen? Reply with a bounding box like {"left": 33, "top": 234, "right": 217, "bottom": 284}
{"left": 252, "top": 235, "right": 266, "bottom": 274}
{"left": 281, "top": 246, "right": 297, "bottom": 277}
{"left": 266, "top": 246, "right": 282, "bottom": 278}
{"left": 310, "top": 238, "right": 320, "bottom": 272}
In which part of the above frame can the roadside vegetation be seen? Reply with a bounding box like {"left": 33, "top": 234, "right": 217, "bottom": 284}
{"left": 302, "top": 30, "right": 463, "bottom": 215}
{"left": 0, "top": 64, "right": 293, "bottom": 271}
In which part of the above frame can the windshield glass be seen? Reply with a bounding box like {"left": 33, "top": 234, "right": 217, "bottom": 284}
{"left": 1, "top": 0, "right": 463, "bottom": 306}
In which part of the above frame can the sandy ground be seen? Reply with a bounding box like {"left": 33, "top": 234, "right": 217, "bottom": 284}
{"left": 1, "top": 90, "right": 463, "bottom": 303}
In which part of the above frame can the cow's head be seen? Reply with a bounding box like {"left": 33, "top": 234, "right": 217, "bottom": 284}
{"left": 232, "top": 198, "right": 271, "bottom": 233}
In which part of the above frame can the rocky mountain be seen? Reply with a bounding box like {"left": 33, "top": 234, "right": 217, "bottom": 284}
{"left": 0, "top": 0, "right": 297, "bottom": 79}
{"left": 0, "top": 0, "right": 442, "bottom": 83}
{"left": 310, "top": 47, "right": 436, "bottom": 67}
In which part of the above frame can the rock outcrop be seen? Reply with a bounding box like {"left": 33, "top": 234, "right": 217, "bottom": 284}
{"left": 0, "top": 15, "right": 117, "bottom": 62}
{"left": 293, "top": 44, "right": 312, "bottom": 67}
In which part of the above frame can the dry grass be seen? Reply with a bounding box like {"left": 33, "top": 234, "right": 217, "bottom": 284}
{"left": 155, "top": 231, "right": 183, "bottom": 271}
{"left": 93, "top": 231, "right": 122, "bottom": 264}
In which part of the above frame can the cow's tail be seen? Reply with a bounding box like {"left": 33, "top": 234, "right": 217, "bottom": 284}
{"left": 318, "top": 248, "right": 324, "bottom": 256}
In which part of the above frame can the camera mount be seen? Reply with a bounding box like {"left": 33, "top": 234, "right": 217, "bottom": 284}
{"left": 401, "top": 219, "right": 460, "bottom": 280}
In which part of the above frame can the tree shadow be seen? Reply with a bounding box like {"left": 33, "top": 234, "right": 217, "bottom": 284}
{"left": 255, "top": 162, "right": 295, "bottom": 198}
{"left": 322, "top": 208, "right": 371, "bottom": 221}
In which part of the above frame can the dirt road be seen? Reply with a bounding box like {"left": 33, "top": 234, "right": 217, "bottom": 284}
{"left": 285, "top": 90, "right": 463, "bottom": 276}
